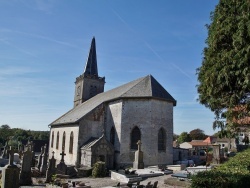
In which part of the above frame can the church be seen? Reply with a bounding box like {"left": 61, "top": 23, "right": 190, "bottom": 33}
{"left": 48, "top": 37, "right": 176, "bottom": 169}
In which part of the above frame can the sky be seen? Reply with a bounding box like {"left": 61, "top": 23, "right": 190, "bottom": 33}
{"left": 0, "top": 0, "right": 219, "bottom": 135}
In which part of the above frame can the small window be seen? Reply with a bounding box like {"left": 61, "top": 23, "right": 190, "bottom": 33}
{"left": 131, "top": 126, "right": 141, "bottom": 150}
{"left": 110, "top": 127, "right": 115, "bottom": 145}
{"left": 56, "top": 132, "right": 59, "bottom": 149}
{"left": 51, "top": 131, "right": 54, "bottom": 148}
{"left": 69, "top": 131, "right": 74, "bottom": 154}
{"left": 158, "top": 128, "right": 166, "bottom": 151}
{"left": 62, "top": 132, "right": 66, "bottom": 151}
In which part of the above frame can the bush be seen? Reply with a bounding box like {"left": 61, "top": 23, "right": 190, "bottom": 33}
{"left": 191, "top": 148, "right": 250, "bottom": 188}
{"left": 191, "top": 170, "right": 250, "bottom": 188}
{"left": 92, "top": 161, "right": 106, "bottom": 178}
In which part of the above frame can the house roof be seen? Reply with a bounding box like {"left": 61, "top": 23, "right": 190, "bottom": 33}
{"left": 189, "top": 141, "right": 211, "bottom": 147}
{"left": 203, "top": 136, "right": 216, "bottom": 144}
{"left": 50, "top": 75, "right": 176, "bottom": 126}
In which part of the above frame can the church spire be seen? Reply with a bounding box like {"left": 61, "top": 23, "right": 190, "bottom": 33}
{"left": 84, "top": 37, "right": 98, "bottom": 77}
{"left": 74, "top": 37, "right": 105, "bottom": 107}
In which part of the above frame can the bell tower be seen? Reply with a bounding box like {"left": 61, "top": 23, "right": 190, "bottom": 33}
{"left": 74, "top": 37, "right": 105, "bottom": 107}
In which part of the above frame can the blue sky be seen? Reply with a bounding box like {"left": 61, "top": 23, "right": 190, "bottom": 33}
{"left": 0, "top": 0, "right": 219, "bottom": 135}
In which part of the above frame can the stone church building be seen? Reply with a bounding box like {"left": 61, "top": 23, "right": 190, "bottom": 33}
{"left": 48, "top": 38, "right": 176, "bottom": 169}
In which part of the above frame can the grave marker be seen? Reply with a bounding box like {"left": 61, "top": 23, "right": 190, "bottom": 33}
{"left": 40, "top": 144, "right": 48, "bottom": 174}
{"left": 1, "top": 146, "right": 20, "bottom": 188}
{"left": 46, "top": 151, "right": 56, "bottom": 182}
{"left": 19, "top": 146, "right": 33, "bottom": 185}
{"left": 133, "top": 140, "right": 144, "bottom": 169}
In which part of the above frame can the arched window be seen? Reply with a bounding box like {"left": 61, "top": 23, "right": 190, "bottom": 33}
{"left": 62, "top": 131, "right": 66, "bottom": 151}
{"left": 51, "top": 131, "right": 54, "bottom": 148}
{"left": 110, "top": 127, "right": 115, "bottom": 145}
{"left": 131, "top": 126, "right": 141, "bottom": 150}
{"left": 69, "top": 131, "right": 74, "bottom": 154}
{"left": 158, "top": 128, "right": 166, "bottom": 151}
{"left": 56, "top": 132, "right": 59, "bottom": 149}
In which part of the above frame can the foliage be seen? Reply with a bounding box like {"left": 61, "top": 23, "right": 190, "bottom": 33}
{"left": 189, "top": 129, "right": 207, "bottom": 140}
{"left": 197, "top": 0, "right": 250, "bottom": 133}
{"left": 0, "top": 124, "right": 13, "bottom": 144}
{"left": 173, "top": 133, "right": 179, "bottom": 141}
{"left": 92, "top": 161, "right": 106, "bottom": 178}
{"left": 0, "top": 124, "right": 49, "bottom": 146}
{"left": 191, "top": 148, "right": 250, "bottom": 188}
{"left": 177, "top": 132, "right": 191, "bottom": 144}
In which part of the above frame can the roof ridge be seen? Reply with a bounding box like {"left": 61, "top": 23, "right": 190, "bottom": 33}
{"left": 120, "top": 75, "right": 149, "bottom": 97}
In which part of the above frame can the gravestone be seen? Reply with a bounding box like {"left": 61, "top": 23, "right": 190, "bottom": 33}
{"left": 46, "top": 151, "right": 56, "bottom": 182}
{"left": 133, "top": 140, "right": 144, "bottom": 169}
{"left": 37, "top": 146, "right": 44, "bottom": 169}
{"left": 1, "top": 146, "right": 20, "bottom": 188}
{"left": 1, "top": 141, "right": 9, "bottom": 159}
{"left": 30, "top": 141, "right": 36, "bottom": 167}
{"left": 212, "top": 144, "right": 221, "bottom": 164}
{"left": 14, "top": 153, "right": 20, "bottom": 163}
{"left": 57, "top": 150, "right": 67, "bottom": 175}
{"left": 40, "top": 144, "right": 48, "bottom": 174}
{"left": 19, "top": 146, "right": 33, "bottom": 185}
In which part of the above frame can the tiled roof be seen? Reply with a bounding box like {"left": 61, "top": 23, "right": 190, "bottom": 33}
{"left": 81, "top": 137, "right": 100, "bottom": 150}
{"left": 189, "top": 141, "right": 211, "bottom": 147}
{"left": 203, "top": 136, "right": 216, "bottom": 144}
{"left": 50, "top": 75, "right": 176, "bottom": 126}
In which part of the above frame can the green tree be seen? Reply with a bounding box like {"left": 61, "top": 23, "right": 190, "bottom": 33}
{"left": 189, "top": 129, "right": 207, "bottom": 140}
{"left": 197, "top": 1, "right": 250, "bottom": 133}
{"left": 177, "top": 132, "right": 191, "bottom": 144}
{"left": 173, "top": 133, "right": 179, "bottom": 141}
{"left": 0, "top": 124, "right": 13, "bottom": 144}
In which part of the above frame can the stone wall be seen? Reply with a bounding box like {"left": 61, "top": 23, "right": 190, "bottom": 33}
{"left": 106, "top": 98, "right": 174, "bottom": 167}
{"left": 49, "top": 125, "right": 79, "bottom": 165}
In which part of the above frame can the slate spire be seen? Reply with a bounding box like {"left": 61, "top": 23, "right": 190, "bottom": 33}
{"left": 84, "top": 37, "right": 98, "bottom": 77}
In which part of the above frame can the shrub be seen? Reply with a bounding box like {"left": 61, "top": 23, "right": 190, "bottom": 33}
{"left": 92, "top": 161, "right": 106, "bottom": 178}
{"left": 191, "top": 148, "right": 250, "bottom": 188}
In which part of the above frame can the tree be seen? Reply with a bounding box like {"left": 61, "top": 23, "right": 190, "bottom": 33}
{"left": 0, "top": 124, "right": 13, "bottom": 144}
{"left": 177, "top": 132, "right": 191, "bottom": 144}
{"left": 173, "top": 133, "right": 179, "bottom": 141}
{"left": 197, "top": 1, "right": 250, "bottom": 133}
{"left": 189, "top": 129, "right": 207, "bottom": 140}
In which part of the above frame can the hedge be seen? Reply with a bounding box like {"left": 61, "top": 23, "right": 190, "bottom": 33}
{"left": 191, "top": 148, "right": 250, "bottom": 188}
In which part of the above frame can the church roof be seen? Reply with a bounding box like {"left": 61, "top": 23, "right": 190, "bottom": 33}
{"left": 50, "top": 75, "right": 176, "bottom": 126}
{"left": 83, "top": 37, "right": 98, "bottom": 76}
{"left": 81, "top": 137, "right": 100, "bottom": 150}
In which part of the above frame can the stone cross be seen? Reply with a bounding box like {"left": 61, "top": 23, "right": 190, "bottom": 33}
{"left": 37, "top": 146, "right": 45, "bottom": 169}
{"left": 7, "top": 146, "right": 14, "bottom": 166}
{"left": 40, "top": 144, "right": 48, "bottom": 175}
{"left": 133, "top": 140, "right": 144, "bottom": 169}
{"left": 60, "top": 150, "right": 66, "bottom": 163}
{"left": 19, "top": 147, "right": 33, "bottom": 185}
{"left": 137, "top": 140, "right": 142, "bottom": 151}
{"left": 45, "top": 151, "right": 57, "bottom": 183}
{"left": 1, "top": 145, "right": 20, "bottom": 188}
